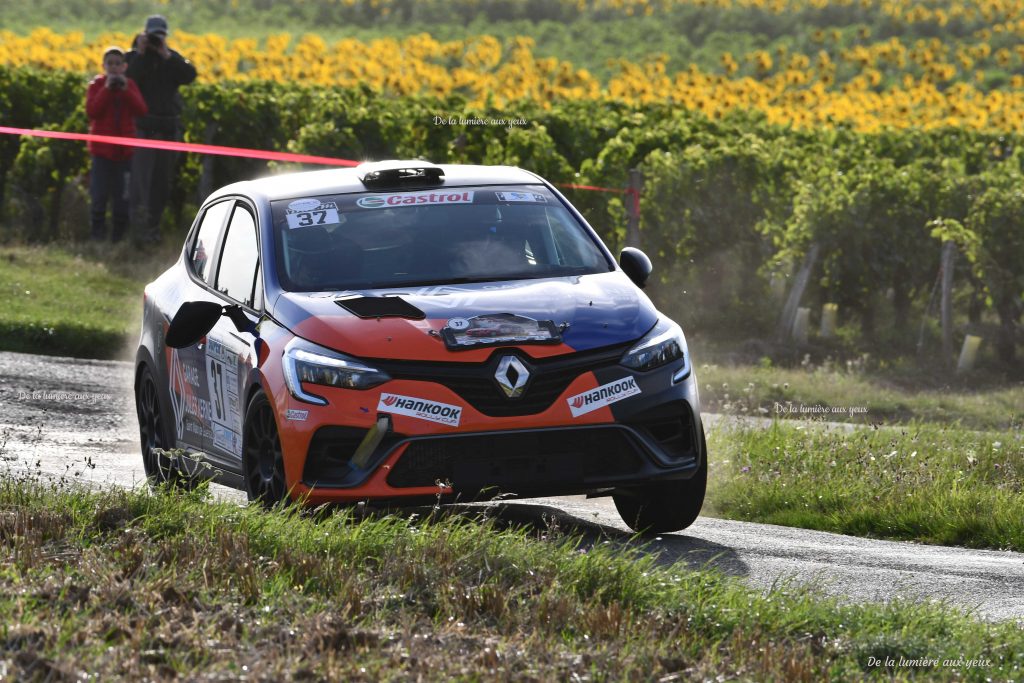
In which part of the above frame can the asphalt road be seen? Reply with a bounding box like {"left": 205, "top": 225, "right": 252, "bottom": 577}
{"left": 1, "top": 350, "right": 1022, "bottom": 622}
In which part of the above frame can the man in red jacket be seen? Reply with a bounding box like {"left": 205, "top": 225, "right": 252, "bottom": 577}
{"left": 86, "top": 47, "right": 147, "bottom": 242}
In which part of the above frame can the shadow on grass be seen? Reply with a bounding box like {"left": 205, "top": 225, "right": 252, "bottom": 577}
{"left": 331, "top": 498, "right": 750, "bottom": 579}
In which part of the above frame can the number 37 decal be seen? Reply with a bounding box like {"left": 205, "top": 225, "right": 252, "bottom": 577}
{"left": 285, "top": 201, "right": 340, "bottom": 229}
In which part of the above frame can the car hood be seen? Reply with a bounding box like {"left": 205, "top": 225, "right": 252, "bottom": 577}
{"left": 270, "top": 271, "right": 658, "bottom": 362}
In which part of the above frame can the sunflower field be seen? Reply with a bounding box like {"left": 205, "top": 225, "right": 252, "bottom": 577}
{"left": 1, "top": 0, "right": 1022, "bottom": 367}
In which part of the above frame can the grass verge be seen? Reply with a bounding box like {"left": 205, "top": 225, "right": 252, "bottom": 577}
{"left": 0, "top": 243, "right": 177, "bottom": 360}
{"left": 699, "top": 362, "right": 1024, "bottom": 431}
{"left": 1, "top": 474, "right": 1023, "bottom": 681}
{"left": 707, "top": 421, "right": 1024, "bottom": 551}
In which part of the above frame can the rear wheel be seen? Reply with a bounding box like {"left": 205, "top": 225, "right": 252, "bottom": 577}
{"left": 613, "top": 426, "right": 707, "bottom": 534}
{"left": 242, "top": 390, "right": 288, "bottom": 508}
{"left": 136, "top": 365, "right": 190, "bottom": 487}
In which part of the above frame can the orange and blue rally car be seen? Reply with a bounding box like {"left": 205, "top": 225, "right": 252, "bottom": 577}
{"left": 134, "top": 161, "right": 706, "bottom": 532}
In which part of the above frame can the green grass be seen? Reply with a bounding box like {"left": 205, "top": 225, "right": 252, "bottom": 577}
{"left": 0, "top": 243, "right": 177, "bottom": 360}
{"left": 698, "top": 362, "right": 1024, "bottom": 431}
{"left": 707, "top": 421, "right": 1024, "bottom": 551}
{"left": 1, "top": 473, "right": 1023, "bottom": 680}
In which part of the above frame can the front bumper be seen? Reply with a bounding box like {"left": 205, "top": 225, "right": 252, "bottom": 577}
{"left": 275, "top": 349, "right": 702, "bottom": 505}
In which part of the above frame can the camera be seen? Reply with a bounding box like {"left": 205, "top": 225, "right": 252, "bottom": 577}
{"left": 146, "top": 33, "right": 164, "bottom": 51}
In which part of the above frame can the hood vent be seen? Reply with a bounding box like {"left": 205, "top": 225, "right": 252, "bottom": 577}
{"left": 335, "top": 295, "right": 426, "bottom": 320}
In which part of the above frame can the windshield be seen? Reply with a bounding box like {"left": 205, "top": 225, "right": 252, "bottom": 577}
{"left": 271, "top": 185, "right": 613, "bottom": 292}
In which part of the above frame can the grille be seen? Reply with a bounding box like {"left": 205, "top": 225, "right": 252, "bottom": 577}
{"left": 386, "top": 426, "right": 645, "bottom": 489}
{"left": 629, "top": 401, "right": 697, "bottom": 461}
{"left": 303, "top": 426, "right": 368, "bottom": 486}
{"left": 375, "top": 343, "right": 631, "bottom": 417}
{"left": 303, "top": 426, "right": 406, "bottom": 487}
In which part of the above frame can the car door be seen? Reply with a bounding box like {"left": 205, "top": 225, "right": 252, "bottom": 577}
{"left": 168, "top": 199, "right": 233, "bottom": 454}
{"left": 203, "top": 201, "right": 262, "bottom": 470}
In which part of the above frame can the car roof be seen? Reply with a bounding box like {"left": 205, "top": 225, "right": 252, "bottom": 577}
{"left": 206, "top": 161, "right": 547, "bottom": 204}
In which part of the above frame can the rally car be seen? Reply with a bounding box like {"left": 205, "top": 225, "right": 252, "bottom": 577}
{"left": 134, "top": 161, "right": 706, "bottom": 532}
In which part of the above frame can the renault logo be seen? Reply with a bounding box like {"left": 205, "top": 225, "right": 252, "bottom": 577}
{"left": 494, "top": 356, "right": 530, "bottom": 399}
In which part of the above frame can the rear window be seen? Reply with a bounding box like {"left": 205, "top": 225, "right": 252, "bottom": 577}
{"left": 270, "top": 185, "right": 612, "bottom": 292}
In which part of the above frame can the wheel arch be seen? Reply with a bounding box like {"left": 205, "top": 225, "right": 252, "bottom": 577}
{"left": 134, "top": 346, "right": 183, "bottom": 466}
{"left": 243, "top": 368, "right": 268, "bottom": 414}
{"left": 135, "top": 345, "right": 178, "bottom": 446}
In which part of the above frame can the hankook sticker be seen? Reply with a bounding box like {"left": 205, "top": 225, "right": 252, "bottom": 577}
{"left": 377, "top": 393, "right": 462, "bottom": 427}
{"left": 566, "top": 377, "right": 641, "bottom": 417}
{"left": 286, "top": 409, "right": 309, "bottom": 421}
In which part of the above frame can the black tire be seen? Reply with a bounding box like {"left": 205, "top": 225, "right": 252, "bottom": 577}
{"left": 242, "top": 390, "right": 288, "bottom": 508}
{"left": 136, "top": 364, "right": 190, "bottom": 488}
{"left": 613, "top": 426, "right": 707, "bottom": 534}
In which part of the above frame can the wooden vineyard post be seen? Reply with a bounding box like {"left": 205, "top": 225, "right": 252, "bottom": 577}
{"left": 625, "top": 168, "right": 643, "bottom": 249}
{"left": 940, "top": 241, "right": 956, "bottom": 366}
{"left": 776, "top": 243, "right": 820, "bottom": 342}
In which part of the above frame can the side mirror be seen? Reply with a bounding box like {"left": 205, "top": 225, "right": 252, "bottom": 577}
{"left": 166, "top": 301, "right": 224, "bottom": 348}
{"left": 619, "top": 247, "right": 653, "bottom": 289}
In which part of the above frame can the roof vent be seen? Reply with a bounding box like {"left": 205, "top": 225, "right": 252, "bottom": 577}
{"left": 359, "top": 161, "right": 444, "bottom": 189}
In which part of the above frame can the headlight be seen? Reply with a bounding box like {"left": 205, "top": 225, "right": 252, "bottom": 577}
{"left": 620, "top": 317, "right": 690, "bottom": 377}
{"left": 283, "top": 337, "right": 391, "bottom": 405}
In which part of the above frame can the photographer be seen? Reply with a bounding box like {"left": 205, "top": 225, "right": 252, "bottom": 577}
{"left": 86, "top": 47, "right": 147, "bottom": 242}
{"left": 126, "top": 15, "right": 197, "bottom": 244}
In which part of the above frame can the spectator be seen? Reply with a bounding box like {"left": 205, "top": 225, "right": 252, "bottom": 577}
{"left": 86, "top": 46, "right": 147, "bottom": 242}
{"left": 126, "top": 14, "right": 197, "bottom": 243}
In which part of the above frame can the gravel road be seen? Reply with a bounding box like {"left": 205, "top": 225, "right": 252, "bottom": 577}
{"left": 2, "top": 350, "right": 1022, "bottom": 622}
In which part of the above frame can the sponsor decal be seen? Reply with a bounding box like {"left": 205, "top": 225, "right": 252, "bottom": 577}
{"left": 356, "top": 190, "right": 475, "bottom": 209}
{"left": 407, "top": 282, "right": 525, "bottom": 309}
{"left": 566, "top": 377, "right": 641, "bottom": 417}
{"left": 206, "top": 338, "right": 243, "bottom": 457}
{"left": 495, "top": 191, "right": 547, "bottom": 203}
{"left": 286, "top": 409, "right": 309, "bottom": 421}
{"left": 441, "top": 313, "right": 560, "bottom": 350}
{"left": 446, "top": 317, "right": 470, "bottom": 330}
{"left": 212, "top": 423, "right": 241, "bottom": 456}
{"left": 286, "top": 200, "right": 341, "bottom": 230}
{"left": 169, "top": 348, "right": 212, "bottom": 441}
{"left": 377, "top": 393, "right": 462, "bottom": 427}
{"left": 288, "top": 198, "right": 321, "bottom": 212}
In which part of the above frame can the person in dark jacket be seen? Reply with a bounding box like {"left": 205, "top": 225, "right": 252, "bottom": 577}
{"left": 86, "top": 47, "right": 148, "bottom": 242}
{"left": 126, "top": 14, "right": 197, "bottom": 243}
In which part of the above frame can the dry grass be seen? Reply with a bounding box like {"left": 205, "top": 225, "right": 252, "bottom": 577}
{"left": 0, "top": 469, "right": 1022, "bottom": 681}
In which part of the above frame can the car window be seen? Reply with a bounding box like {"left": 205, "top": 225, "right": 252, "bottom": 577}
{"left": 270, "top": 185, "right": 612, "bottom": 292}
{"left": 189, "top": 200, "right": 233, "bottom": 283}
{"left": 215, "top": 204, "right": 259, "bottom": 307}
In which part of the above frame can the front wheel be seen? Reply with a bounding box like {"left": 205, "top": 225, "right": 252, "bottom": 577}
{"left": 242, "top": 390, "right": 288, "bottom": 508}
{"left": 136, "top": 364, "right": 191, "bottom": 488}
{"left": 613, "top": 426, "right": 707, "bottom": 534}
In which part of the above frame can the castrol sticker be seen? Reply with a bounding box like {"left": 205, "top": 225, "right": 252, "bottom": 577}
{"left": 566, "top": 377, "right": 641, "bottom": 417}
{"left": 377, "top": 393, "right": 462, "bottom": 427}
{"left": 356, "top": 190, "right": 475, "bottom": 209}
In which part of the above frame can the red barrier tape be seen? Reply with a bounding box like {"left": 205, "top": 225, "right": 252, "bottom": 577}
{"left": 559, "top": 182, "right": 641, "bottom": 213}
{"left": 558, "top": 182, "right": 624, "bottom": 193}
{"left": 0, "top": 126, "right": 361, "bottom": 167}
{"left": 0, "top": 126, "right": 637, "bottom": 206}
